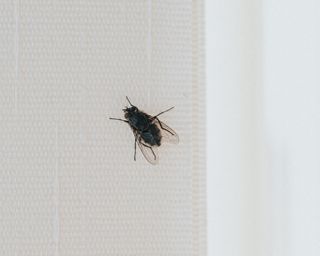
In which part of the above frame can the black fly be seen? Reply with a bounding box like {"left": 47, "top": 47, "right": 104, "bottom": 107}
{"left": 109, "top": 97, "right": 179, "bottom": 164}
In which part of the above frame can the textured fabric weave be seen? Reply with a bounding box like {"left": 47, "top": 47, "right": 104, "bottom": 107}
{"left": 0, "top": 1, "right": 205, "bottom": 255}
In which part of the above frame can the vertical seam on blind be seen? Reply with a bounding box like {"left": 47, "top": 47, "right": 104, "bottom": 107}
{"left": 192, "top": 0, "right": 206, "bottom": 255}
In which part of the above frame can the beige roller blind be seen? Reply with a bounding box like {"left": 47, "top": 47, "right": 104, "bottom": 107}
{"left": 0, "top": 1, "right": 205, "bottom": 255}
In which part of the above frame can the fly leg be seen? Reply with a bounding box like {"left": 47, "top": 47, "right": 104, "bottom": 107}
{"left": 153, "top": 106, "right": 174, "bottom": 118}
{"left": 109, "top": 117, "right": 128, "bottom": 123}
{"left": 126, "top": 96, "right": 134, "bottom": 107}
{"left": 154, "top": 117, "right": 174, "bottom": 135}
{"left": 140, "top": 141, "right": 157, "bottom": 160}
{"left": 134, "top": 136, "right": 137, "bottom": 161}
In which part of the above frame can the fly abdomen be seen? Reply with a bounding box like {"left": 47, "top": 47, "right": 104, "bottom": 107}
{"left": 141, "top": 124, "right": 161, "bottom": 146}
{"left": 141, "top": 131, "right": 161, "bottom": 146}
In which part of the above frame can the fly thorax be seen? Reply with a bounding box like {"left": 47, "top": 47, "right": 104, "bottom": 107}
{"left": 129, "top": 114, "right": 149, "bottom": 131}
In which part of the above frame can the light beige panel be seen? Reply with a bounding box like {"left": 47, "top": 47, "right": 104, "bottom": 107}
{"left": 0, "top": 1, "right": 205, "bottom": 255}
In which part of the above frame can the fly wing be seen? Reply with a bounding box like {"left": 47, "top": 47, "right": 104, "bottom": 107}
{"left": 154, "top": 119, "right": 179, "bottom": 144}
{"left": 137, "top": 137, "right": 159, "bottom": 165}
{"left": 131, "top": 128, "right": 159, "bottom": 165}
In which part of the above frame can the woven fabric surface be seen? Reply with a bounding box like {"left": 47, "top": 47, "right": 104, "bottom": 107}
{"left": 0, "top": 1, "right": 205, "bottom": 255}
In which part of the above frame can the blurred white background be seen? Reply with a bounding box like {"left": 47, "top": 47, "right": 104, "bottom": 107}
{"left": 206, "top": 0, "right": 320, "bottom": 255}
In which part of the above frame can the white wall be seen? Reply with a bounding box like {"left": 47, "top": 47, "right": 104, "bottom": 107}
{"left": 206, "top": 0, "right": 320, "bottom": 255}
